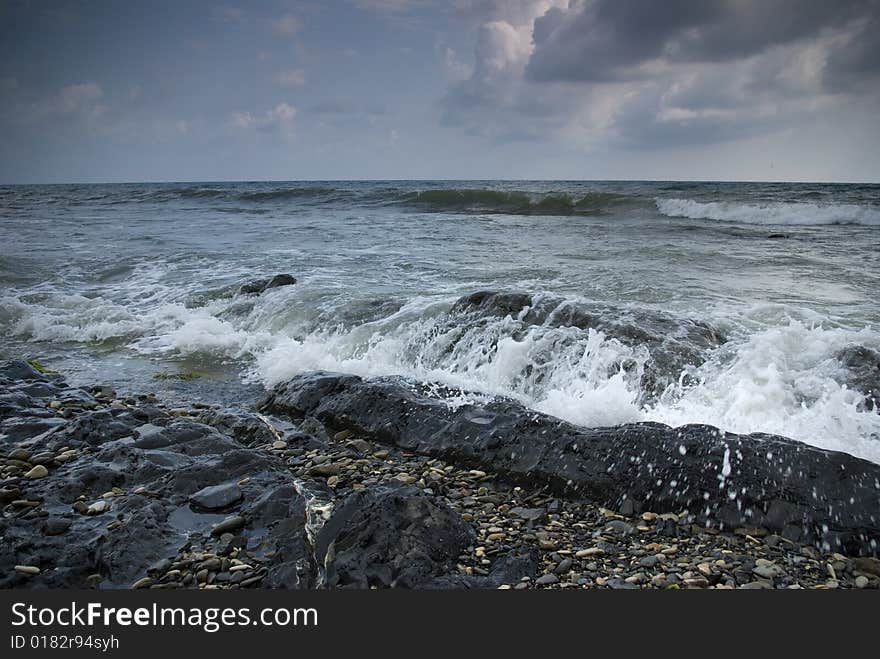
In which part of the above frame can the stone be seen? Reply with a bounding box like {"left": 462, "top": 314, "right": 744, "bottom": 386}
{"left": 535, "top": 573, "right": 559, "bottom": 586}
{"left": 315, "top": 484, "right": 480, "bottom": 589}
{"left": 211, "top": 516, "right": 246, "bottom": 536}
{"left": 639, "top": 555, "right": 659, "bottom": 569}
{"left": 24, "top": 465, "right": 49, "bottom": 479}
{"left": 14, "top": 565, "right": 40, "bottom": 575}
{"left": 606, "top": 578, "right": 640, "bottom": 589}
{"left": 238, "top": 274, "right": 296, "bottom": 296}
{"left": 8, "top": 448, "right": 31, "bottom": 461}
{"left": 753, "top": 564, "right": 782, "bottom": 580}
{"left": 190, "top": 483, "right": 243, "bottom": 511}
{"left": 86, "top": 500, "right": 109, "bottom": 515}
{"left": 855, "top": 575, "right": 869, "bottom": 589}
{"left": 308, "top": 463, "right": 341, "bottom": 477}
{"left": 554, "top": 558, "right": 573, "bottom": 574}
{"left": 576, "top": 548, "right": 604, "bottom": 558}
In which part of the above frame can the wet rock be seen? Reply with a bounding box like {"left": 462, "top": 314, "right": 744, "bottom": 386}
{"left": 24, "top": 465, "right": 49, "bottom": 479}
{"left": 836, "top": 345, "right": 880, "bottom": 410}
{"left": 238, "top": 274, "right": 297, "bottom": 296}
{"left": 263, "top": 371, "right": 880, "bottom": 555}
{"left": 190, "top": 483, "right": 243, "bottom": 511}
{"left": 0, "top": 367, "right": 316, "bottom": 589}
{"left": 315, "top": 483, "right": 475, "bottom": 589}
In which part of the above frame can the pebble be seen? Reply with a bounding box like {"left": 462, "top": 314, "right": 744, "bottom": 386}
{"left": 86, "top": 500, "right": 109, "bottom": 515}
{"left": 535, "top": 574, "right": 559, "bottom": 586}
{"left": 576, "top": 547, "right": 605, "bottom": 558}
{"left": 554, "top": 558, "right": 573, "bottom": 574}
{"left": 14, "top": 565, "right": 40, "bottom": 575}
{"left": 131, "top": 577, "right": 153, "bottom": 589}
{"left": 752, "top": 564, "right": 782, "bottom": 580}
{"left": 24, "top": 465, "right": 49, "bottom": 479}
{"left": 854, "top": 575, "right": 869, "bottom": 589}
{"left": 308, "top": 463, "right": 341, "bottom": 477}
{"left": 7, "top": 449, "right": 31, "bottom": 462}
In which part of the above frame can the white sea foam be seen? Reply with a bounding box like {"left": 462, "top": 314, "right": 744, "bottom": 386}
{"left": 4, "top": 282, "right": 879, "bottom": 463}
{"left": 656, "top": 198, "right": 880, "bottom": 226}
{"left": 645, "top": 321, "right": 880, "bottom": 463}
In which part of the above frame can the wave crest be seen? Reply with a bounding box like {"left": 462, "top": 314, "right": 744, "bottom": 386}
{"left": 656, "top": 197, "right": 880, "bottom": 226}
{"left": 404, "top": 189, "right": 644, "bottom": 215}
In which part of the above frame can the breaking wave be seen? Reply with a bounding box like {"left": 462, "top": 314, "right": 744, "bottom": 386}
{"left": 4, "top": 281, "right": 879, "bottom": 463}
{"left": 656, "top": 198, "right": 880, "bottom": 226}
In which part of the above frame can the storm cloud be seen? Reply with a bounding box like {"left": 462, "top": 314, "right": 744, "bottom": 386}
{"left": 0, "top": 0, "right": 878, "bottom": 182}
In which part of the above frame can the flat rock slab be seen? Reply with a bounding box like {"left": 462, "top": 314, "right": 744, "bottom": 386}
{"left": 262, "top": 371, "right": 880, "bottom": 556}
{"left": 190, "top": 483, "right": 243, "bottom": 511}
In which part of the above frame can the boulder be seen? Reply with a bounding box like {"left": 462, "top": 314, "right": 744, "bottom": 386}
{"left": 237, "top": 274, "right": 296, "bottom": 296}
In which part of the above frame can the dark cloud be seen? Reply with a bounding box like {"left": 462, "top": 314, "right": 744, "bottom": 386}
{"left": 823, "top": 11, "right": 880, "bottom": 91}
{"left": 527, "top": 0, "right": 880, "bottom": 85}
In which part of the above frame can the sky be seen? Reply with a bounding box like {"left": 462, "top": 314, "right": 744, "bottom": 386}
{"left": 1, "top": 0, "right": 879, "bottom": 183}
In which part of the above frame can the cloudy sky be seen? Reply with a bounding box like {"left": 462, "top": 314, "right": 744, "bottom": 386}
{"left": 1, "top": 0, "right": 879, "bottom": 183}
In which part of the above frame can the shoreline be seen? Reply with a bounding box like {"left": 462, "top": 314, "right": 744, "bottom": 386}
{"left": 2, "top": 359, "right": 879, "bottom": 590}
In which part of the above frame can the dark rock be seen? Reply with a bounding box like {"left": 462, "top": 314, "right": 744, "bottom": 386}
{"left": 605, "top": 578, "right": 640, "bottom": 589}
{"left": 238, "top": 274, "right": 297, "bottom": 296}
{"left": 535, "top": 573, "right": 559, "bottom": 585}
{"left": 263, "top": 371, "right": 880, "bottom": 555}
{"left": 554, "top": 558, "right": 573, "bottom": 574}
{"left": 836, "top": 345, "right": 880, "bottom": 411}
{"left": 0, "top": 367, "right": 316, "bottom": 589}
{"left": 315, "top": 483, "right": 475, "bottom": 589}
{"left": 190, "top": 483, "right": 243, "bottom": 511}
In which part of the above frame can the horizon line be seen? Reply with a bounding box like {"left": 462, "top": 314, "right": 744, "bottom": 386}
{"left": 3, "top": 177, "right": 879, "bottom": 186}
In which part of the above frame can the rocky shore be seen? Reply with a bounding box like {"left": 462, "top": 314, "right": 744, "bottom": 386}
{"left": 2, "top": 359, "right": 879, "bottom": 590}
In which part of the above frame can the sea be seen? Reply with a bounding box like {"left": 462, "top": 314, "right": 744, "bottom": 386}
{"left": 2, "top": 180, "right": 879, "bottom": 462}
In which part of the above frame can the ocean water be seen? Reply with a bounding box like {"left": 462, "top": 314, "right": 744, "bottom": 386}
{"left": 2, "top": 180, "right": 879, "bottom": 462}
